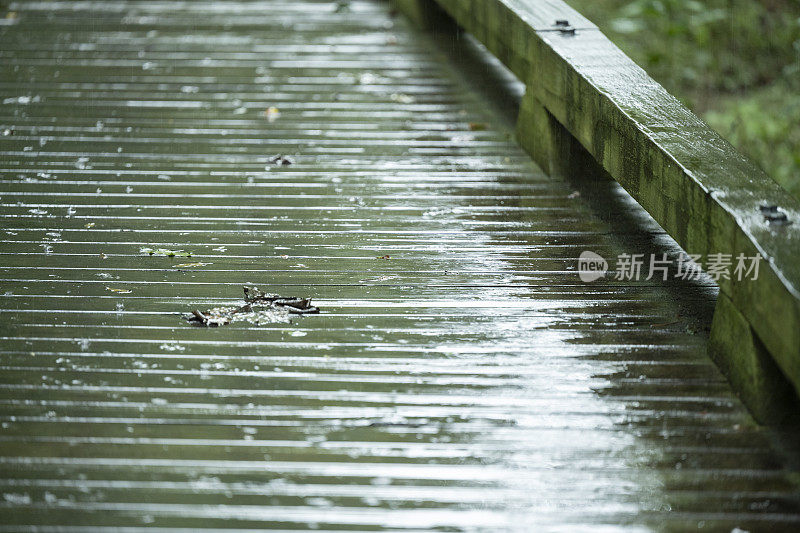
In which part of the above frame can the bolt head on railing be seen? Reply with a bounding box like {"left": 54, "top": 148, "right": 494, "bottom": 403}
{"left": 554, "top": 19, "right": 575, "bottom": 35}
{"left": 760, "top": 204, "right": 792, "bottom": 226}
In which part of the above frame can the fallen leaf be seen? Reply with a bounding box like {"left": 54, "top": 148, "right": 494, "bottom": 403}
{"left": 106, "top": 287, "right": 131, "bottom": 294}
{"left": 267, "top": 154, "right": 293, "bottom": 166}
{"left": 189, "top": 309, "right": 230, "bottom": 327}
{"left": 264, "top": 106, "right": 280, "bottom": 122}
{"left": 377, "top": 254, "right": 391, "bottom": 259}
{"left": 243, "top": 285, "right": 320, "bottom": 314}
{"left": 185, "top": 285, "right": 320, "bottom": 327}
{"left": 468, "top": 122, "right": 487, "bottom": 131}
{"left": 141, "top": 247, "right": 192, "bottom": 257}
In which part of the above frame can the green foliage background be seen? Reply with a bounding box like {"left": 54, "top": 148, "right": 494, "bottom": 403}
{"left": 566, "top": 0, "right": 800, "bottom": 200}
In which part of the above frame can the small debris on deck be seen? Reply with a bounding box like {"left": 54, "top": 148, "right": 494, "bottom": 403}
{"left": 267, "top": 154, "right": 294, "bottom": 166}
{"left": 141, "top": 247, "right": 192, "bottom": 257}
{"left": 264, "top": 106, "right": 281, "bottom": 122}
{"left": 105, "top": 287, "right": 132, "bottom": 294}
{"left": 185, "top": 285, "right": 320, "bottom": 327}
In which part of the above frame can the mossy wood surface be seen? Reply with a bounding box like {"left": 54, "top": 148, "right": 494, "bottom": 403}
{"left": 412, "top": 0, "right": 800, "bottom": 403}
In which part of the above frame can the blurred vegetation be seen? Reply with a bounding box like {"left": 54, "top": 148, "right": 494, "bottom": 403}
{"left": 566, "top": 0, "right": 800, "bottom": 200}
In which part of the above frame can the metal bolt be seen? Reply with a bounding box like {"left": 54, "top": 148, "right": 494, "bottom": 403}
{"left": 760, "top": 204, "right": 792, "bottom": 225}
{"left": 554, "top": 20, "right": 575, "bottom": 35}
{"left": 765, "top": 212, "right": 790, "bottom": 224}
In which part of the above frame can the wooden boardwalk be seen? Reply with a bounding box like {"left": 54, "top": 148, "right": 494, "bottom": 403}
{"left": 1, "top": 0, "right": 799, "bottom": 530}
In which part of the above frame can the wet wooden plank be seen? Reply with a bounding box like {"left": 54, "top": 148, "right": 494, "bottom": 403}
{"left": 417, "top": 0, "right": 800, "bottom": 416}
{"left": 0, "top": 0, "right": 799, "bottom": 530}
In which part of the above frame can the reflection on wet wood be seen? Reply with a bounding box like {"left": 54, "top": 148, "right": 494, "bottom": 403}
{"left": 0, "top": 0, "right": 799, "bottom": 530}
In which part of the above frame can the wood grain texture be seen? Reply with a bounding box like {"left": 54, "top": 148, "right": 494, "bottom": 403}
{"left": 1, "top": 0, "right": 800, "bottom": 530}
{"left": 422, "top": 0, "right": 800, "bottom": 411}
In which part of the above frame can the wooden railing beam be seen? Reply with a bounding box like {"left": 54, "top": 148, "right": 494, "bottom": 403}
{"left": 395, "top": 0, "right": 800, "bottom": 424}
